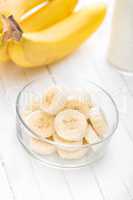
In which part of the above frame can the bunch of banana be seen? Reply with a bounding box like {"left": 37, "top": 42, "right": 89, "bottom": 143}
{"left": 23, "top": 86, "right": 108, "bottom": 159}
{"left": 0, "top": 0, "right": 106, "bottom": 67}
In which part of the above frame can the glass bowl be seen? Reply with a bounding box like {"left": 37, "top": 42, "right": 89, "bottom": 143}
{"left": 16, "top": 80, "right": 119, "bottom": 169}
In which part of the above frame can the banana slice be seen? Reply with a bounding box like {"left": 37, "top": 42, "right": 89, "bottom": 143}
{"left": 53, "top": 133, "right": 82, "bottom": 151}
{"left": 85, "top": 124, "right": 101, "bottom": 144}
{"left": 54, "top": 109, "right": 87, "bottom": 141}
{"left": 41, "top": 87, "right": 66, "bottom": 115}
{"left": 30, "top": 138, "right": 56, "bottom": 155}
{"left": 88, "top": 107, "right": 108, "bottom": 137}
{"left": 54, "top": 133, "right": 89, "bottom": 159}
{"left": 22, "top": 98, "right": 40, "bottom": 117}
{"left": 57, "top": 148, "right": 88, "bottom": 160}
{"left": 64, "top": 89, "right": 93, "bottom": 119}
{"left": 25, "top": 110, "right": 55, "bottom": 138}
{"left": 85, "top": 124, "right": 104, "bottom": 152}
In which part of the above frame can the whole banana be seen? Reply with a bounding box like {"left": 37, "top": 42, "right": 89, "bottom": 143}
{"left": 20, "top": 0, "right": 78, "bottom": 32}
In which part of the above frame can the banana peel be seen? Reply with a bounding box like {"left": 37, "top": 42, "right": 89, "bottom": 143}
{"left": 0, "top": 34, "right": 9, "bottom": 62}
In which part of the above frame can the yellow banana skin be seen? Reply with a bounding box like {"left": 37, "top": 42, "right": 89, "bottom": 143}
{"left": 8, "top": 4, "right": 106, "bottom": 68}
{"left": 20, "top": 0, "right": 78, "bottom": 32}
{"left": 0, "top": 34, "right": 9, "bottom": 62}
{"left": 8, "top": 41, "right": 32, "bottom": 67}
{"left": 0, "top": 0, "right": 46, "bottom": 20}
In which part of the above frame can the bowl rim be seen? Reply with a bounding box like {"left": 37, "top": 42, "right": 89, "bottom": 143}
{"left": 16, "top": 80, "right": 119, "bottom": 148}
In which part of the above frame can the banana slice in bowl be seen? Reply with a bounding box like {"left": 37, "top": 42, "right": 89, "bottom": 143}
{"left": 53, "top": 133, "right": 89, "bottom": 160}
{"left": 64, "top": 88, "right": 94, "bottom": 118}
{"left": 85, "top": 124, "right": 103, "bottom": 152}
{"left": 41, "top": 87, "right": 67, "bottom": 115}
{"left": 57, "top": 148, "right": 89, "bottom": 160}
{"left": 65, "top": 98, "right": 92, "bottom": 119}
{"left": 22, "top": 98, "right": 40, "bottom": 117}
{"left": 53, "top": 133, "right": 82, "bottom": 151}
{"left": 25, "top": 110, "right": 55, "bottom": 138}
{"left": 88, "top": 107, "right": 108, "bottom": 137}
{"left": 30, "top": 137, "right": 56, "bottom": 155}
{"left": 54, "top": 109, "right": 87, "bottom": 141}
{"left": 85, "top": 124, "right": 101, "bottom": 144}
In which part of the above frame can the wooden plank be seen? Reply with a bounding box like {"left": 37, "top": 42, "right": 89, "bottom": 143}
{"left": 63, "top": 168, "right": 104, "bottom": 200}
{"left": 31, "top": 162, "right": 74, "bottom": 200}
{"left": 0, "top": 157, "right": 14, "bottom": 200}
{"left": 90, "top": 52, "right": 133, "bottom": 199}
{"left": 0, "top": 62, "right": 42, "bottom": 200}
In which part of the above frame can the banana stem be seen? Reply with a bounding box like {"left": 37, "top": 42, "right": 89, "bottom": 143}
{"left": 1, "top": 15, "right": 23, "bottom": 42}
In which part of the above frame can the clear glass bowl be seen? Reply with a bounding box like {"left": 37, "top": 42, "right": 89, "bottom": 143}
{"left": 16, "top": 80, "right": 119, "bottom": 169}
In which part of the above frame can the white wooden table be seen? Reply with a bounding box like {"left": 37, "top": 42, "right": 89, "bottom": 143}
{"left": 0, "top": 0, "right": 133, "bottom": 199}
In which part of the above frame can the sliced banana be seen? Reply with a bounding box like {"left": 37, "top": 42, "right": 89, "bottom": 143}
{"left": 25, "top": 110, "right": 55, "bottom": 138}
{"left": 88, "top": 107, "right": 108, "bottom": 137}
{"left": 30, "top": 138, "right": 56, "bottom": 155}
{"left": 85, "top": 124, "right": 104, "bottom": 152}
{"left": 65, "top": 90, "right": 93, "bottom": 119}
{"left": 41, "top": 87, "right": 66, "bottom": 115}
{"left": 57, "top": 148, "right": 88, "bottom": 160}
{"left": 54, "top": 109, "right": 87, "bottom": 141}
{"left": 54, "top": 133, "right": 89, "bottom": 159}
{"left": 53, "top": 133, "right": 82, "bottom": 151}
{"left": 85, "top": 124, "right": 101, "bottom": 144}
{"left": 22, "top": 98, "right": 40, "bottom": 117}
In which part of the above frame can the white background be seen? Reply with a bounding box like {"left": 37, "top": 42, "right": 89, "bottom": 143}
{"left": 0, "top": 0, "right": 133, "bottom": 199}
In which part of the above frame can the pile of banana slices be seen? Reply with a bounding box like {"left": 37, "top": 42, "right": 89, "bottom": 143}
{"left": 22, "top": 86, "right": 108, "bottom": 160}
